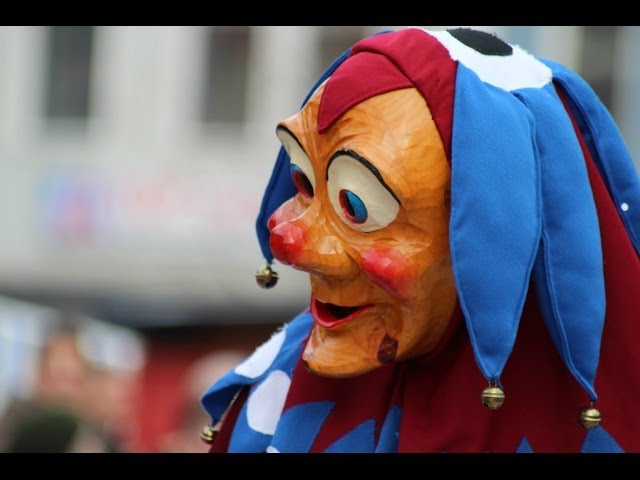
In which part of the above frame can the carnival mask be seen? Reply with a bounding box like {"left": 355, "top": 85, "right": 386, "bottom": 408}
{"left": 268, "top": 85, "right": 457, "bottom": 377}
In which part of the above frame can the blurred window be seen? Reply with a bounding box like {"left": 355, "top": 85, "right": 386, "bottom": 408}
{"left": 202, "top": 26, "right": 250, "bottom": 124}
{"left": 44, "top": 26, "right": 95, "bottom": 119}
{"left": 316, "top": 27, "right": 365, "bottom": 79}
{"left": 580, "top": 26, "right": 619, "bottom": 114}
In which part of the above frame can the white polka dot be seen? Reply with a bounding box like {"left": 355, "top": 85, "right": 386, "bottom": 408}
{"left": 621, "top": 202, "right": 630, "bottom": 212}
{"left": 419, "top": 28, "right": 552, "bottom": 91}
{"left": 235, "top": 328, "right": 286, "bottom": 379}
{"left": 266, "top": 446, "right": 280, "bottom": 453}
{"left": 246, "top": 370, "right": 291, "bottom": 435}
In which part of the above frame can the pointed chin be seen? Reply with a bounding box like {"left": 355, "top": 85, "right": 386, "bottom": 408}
{"left": 302, "top": 305, "right": 400, "bottom": 378}
{"left": 302, "top": 324, "right": 388, "bottom": 378}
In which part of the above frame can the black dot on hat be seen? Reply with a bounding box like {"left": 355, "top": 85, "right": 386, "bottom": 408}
{"left": 447, "top": 28, "right": 513, "bottom": 56}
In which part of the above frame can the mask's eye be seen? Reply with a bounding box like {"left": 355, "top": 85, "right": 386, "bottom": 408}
{"left": 277, "top": 126, "right": 315, "bottom": 199}
{"left": 290, "top": 164, "right": 314, "bottom": 198}
{"left": 339, "top": 190, "right": 367, "bottom": 223}
{"left": 328, "top": 151, "right": 400, "bottom": 232}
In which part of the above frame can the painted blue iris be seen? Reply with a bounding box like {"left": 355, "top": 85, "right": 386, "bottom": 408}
{"left": 339, "top": 189, "right": 368, "bottom": 224}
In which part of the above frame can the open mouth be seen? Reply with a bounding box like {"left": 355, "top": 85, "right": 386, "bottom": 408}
{"left": 311, "top": 297, "right": 371, "bottom": 329}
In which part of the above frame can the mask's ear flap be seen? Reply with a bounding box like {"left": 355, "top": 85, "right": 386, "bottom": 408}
{"left": 514, "top": 83, "right": 606, "bottom": 402}
{"left": 255, "top": 48, "right": 353, "bottom": 263}
{"left": 450, "top": 64, "right": 541, "bottom": 385}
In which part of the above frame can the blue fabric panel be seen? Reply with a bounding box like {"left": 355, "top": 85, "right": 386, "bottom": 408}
{"left": 543, "top": 60, "right": 640, "bottom": 256}
{"left": 269, "top": 401, "right": 335, "bottom": 453}
{"left": 450, "top": 64, "right": 541, "bottom": 383}
{"left": 374, "top": 405, "right": 402, "bottom": 453}
{"left": 324, "top": 419, "right": 376, "bottom": 453}
{"left": 227, "top": 394, "right": 273, "bottom": 453}
{"left": 516, "top": 437, "right": 534, "bottom": 453}
{"left": 200, "top": 311, "right": 314, "bottom": 423}
{"left": 581, "top": 426, "right": 624, "bottom": 453}
{"left": 515, "top": 85, "right": 605, "bottom": 401}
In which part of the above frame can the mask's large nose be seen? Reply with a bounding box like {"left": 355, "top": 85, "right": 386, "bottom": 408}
{"left": 268, "top": 198, "right": 358, "bottom": 281}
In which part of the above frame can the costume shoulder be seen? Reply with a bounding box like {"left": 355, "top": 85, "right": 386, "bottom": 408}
{"left": 200, "top": 310, "right": 313, "bottom": 452}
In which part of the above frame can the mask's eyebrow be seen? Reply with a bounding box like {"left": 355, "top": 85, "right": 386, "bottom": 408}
{"left": 276, "top": 125, "right": 307, "bottom": 155}
{"left": 327, "top": 149, "right": 401, "bottom": 205}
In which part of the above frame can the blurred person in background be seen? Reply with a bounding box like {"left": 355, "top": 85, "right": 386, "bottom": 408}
{"left": 74, "top": 319, "right": 145, "bottom": 452}
{"left": 0, "top": 310, "right": 145, "bottom": 452}
{"left": 34, "top": 325, "right": 85, "bottom": 411}
{"left": 3, "top": 402, "right": 110, "bottom": 453}
{"left": 1, "top": 320, "right": 113, "bottom": 452}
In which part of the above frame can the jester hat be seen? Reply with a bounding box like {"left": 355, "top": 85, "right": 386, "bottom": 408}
{"left": 255, "top": 27, "right": 640, "bottom": 404}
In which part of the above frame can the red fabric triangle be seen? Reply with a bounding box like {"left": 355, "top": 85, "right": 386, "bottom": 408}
{"left": 317, "top": 52, "right": 412, "bottom": 134}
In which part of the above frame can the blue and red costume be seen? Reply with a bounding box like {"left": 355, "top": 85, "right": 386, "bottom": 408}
{"left": 202, "top": 28, "right": 640, "bottom": 453}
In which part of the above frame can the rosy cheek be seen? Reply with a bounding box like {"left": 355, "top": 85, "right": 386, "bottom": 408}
{"left": 361, "top": 247, "right": 415, "bottom": 298}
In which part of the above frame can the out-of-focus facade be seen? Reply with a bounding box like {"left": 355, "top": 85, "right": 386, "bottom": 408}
{"left": 0, "top": 26, "right": 638, "bottom": 322}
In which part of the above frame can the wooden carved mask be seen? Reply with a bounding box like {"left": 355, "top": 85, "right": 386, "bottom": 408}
{"left": 268, "top": 85, "right": 458, "bottom": 377}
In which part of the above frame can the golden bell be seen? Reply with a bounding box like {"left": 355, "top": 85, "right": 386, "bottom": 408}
{"left": 481, "top": 385, "right": 505, "bottom": 410}
{"left": 256, "top": 264, "right": 278, "bottom": 289}
{"left": 200, "top": 424, "right": 218, "bottom": 445}
{"left": 579, "top": 405, "right": 602, "bottom": 430}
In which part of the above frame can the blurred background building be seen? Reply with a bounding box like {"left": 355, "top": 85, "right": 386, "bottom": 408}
{"left": 0, "top": 26, "right": 638, "bottom": 452}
